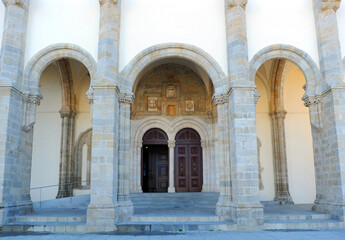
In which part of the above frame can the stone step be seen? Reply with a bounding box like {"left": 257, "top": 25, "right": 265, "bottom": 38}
{"left": 15, "top": 215, "right": 87, "bottom": 223}
{"left": 117, "top": 221, "right": 237, "bottom": 232}
{"left": 264, "top": 219, "right": 345, "bottom": 230}
{"left": 131, "top": 215, "right": 220, "bottom": 222}
{"left": 264, "top": 213, "right": 333, "bottom": 221}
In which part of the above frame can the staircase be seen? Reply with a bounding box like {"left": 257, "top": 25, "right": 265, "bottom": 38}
{"left": 117, "top": 192, "right": 237, "bottom": 232}
{"left": 263, "top": 204, "right": 345, "bottom": 230}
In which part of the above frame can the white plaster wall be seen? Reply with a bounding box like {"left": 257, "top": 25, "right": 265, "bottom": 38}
{"left": 25, "top": 0, "right": 99, "bottom": 66}
{"left": 119, "top": 0, "right": 227, "bottom": 73}
{"left": 256, "top": 76, "right": 275, "bottom": 201}
{"left": 247, "top": 0, "right": 319, "bottom": 66}
{"left": 31, "top": 64, "right": 62, "bottom": 202}
{"left": 71, "top": 60, "right": 91, "bottom": 140}
{"left": 284, "top": 64, "right": 316, "bottom": 204}
{"left": 338, "top": 2, "right": 345, "bottom": 60}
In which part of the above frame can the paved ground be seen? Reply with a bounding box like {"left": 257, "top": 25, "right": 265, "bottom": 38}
{"left": 1, "top": 230, "right": 345, "bottom": 240}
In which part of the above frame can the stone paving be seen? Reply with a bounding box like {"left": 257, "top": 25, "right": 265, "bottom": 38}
{"left": 1, "top": 230, "right": 345, "bottom": 240}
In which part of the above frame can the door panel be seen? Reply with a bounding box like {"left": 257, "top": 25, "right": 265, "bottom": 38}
{"left": 175, "top": 141, "right": 202, "bottom": 192}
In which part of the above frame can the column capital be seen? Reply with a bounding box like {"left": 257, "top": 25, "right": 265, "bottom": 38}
{"left": 136, "top": 141, "right": 143, "bottom": 148}
{"left": 270, "top": 110, "right": 287, "bottom": 120}
{"left": 168, "top": 140, "right": 176, "bottom": 148}
{"left": 201, "top": 141, "right": 208, "bottom": 148}
{"left": 2, "top": 0, "right": 26, "bottom": 9}
{"left": 22, "top": 93, "right": 42, "bottom": 106}
{"left": 119, "top": 93, "right": 134, "bottom": 105}
{"left": 213, "top": 94, "right": 229, "bottom": 106}
{"left": 99, "top": 0, "right": 118, "bottom": 6}
{"left": 318, "top": 0, "right": 341, "bottom": 13}
{"left": 60, "top": 106, "right": 76, "bottom": 119}
{"left": 226, "top": 0, "right": 248, "bottom": 10}
{"left": 303, "top": 95, "right": 322, "bottom": 107}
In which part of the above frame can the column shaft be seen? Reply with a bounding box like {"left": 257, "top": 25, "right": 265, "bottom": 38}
{"left": 168, "top": 140, "right": 175, "bottom": 193}
{"left": 270, "top": 110, "right": 293, "bottom": 204}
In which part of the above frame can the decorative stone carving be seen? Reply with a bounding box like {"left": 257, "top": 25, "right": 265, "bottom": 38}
{"left": 2, "top": 0, "right": 25, "bottom": 9}
{"left": 254, "top": 89, "right": 261, "bottom": 105}
{"left": 168, "top": 140, "right": 176, "bottom": 148}
{"left": 226, "top": 0, "right": 248, "bottom": 9}
{"left": 186, "top": 101, "right": 195, "bottom": 112}
{"left": 22, "top": 93, "right": 43, "bottom": 132}
{"left": 166, "top": 85, "right": 176, "bottom": 98}
{"left": 318, "top": 0, "right": 341, "bottom": 12}
{"left": 119, "top": 93, "right": 134, "bottom": 104}
{"left": 60, "top": 106, "right": 76, "bottom": 119}
{"left": 213, "top": 94, "right": 229, "bottom": 106}
{"left": 148, "top": 97, "right": 158, "bottom": 112}
{"left": 303, "top": 95, "right": 324, "bottom": 130}
{"left": 99, "top": 0, "right": 118, "bottom": 6}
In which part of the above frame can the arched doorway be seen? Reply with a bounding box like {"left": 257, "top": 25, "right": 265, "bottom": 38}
{"left": 142, "top": 128, "right": 169, "bottom": 193}
{"left": 175, "top": 128, "right": 203, "bottom": 192}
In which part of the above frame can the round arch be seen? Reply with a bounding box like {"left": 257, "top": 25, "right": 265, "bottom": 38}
{"left": 249, "top": 45, "right": 321, "bottom": 97}
{"left": 133, "top": 116, "right": 209, "bottom": 144}
{"left": 23, "top": 43, "right": 97, "bottom": 95}
{"left": 119, "top": 43, "right": 228, "bottom": 95}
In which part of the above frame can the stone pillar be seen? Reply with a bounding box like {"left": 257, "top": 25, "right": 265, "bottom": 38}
{"left": 117, "top": 93, "right": 134, "bottom": 221}
{"left": 57, "top": 106, "right": 76, "bottom": 198}
{"left": 222, "top": 0, "right": 264, "bottom": 229}
{"left": 270, "top": 110, "right": 293, "bottom": 204}
{"left": 135, "top": 141, "right": 143, "bottom": 192}
{"left": 214, "top": 95, "right": 232, "bottom": 217}
{"left": 201, "top": 140, "right": 210, "bottom": 192}
{"left": 168, "top": 140, "right": 176, "bottom": 193}
{"left": 0, "top": 0, "right": 32, "bottom": 224}
{"left": 312, "top": 0, "right": 345, "bottom": 220}
{"left": 87, "top": 0, "right": 121, "bottom": 228}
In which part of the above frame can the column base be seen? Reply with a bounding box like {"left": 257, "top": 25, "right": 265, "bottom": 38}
{"left": 0, "top": 200, "right": 33, "bottom": 224}
{"left": 215, "top": 194, "right": 232, "bottom": 220}
{"left": 56, "top": 190, "right": 71, "bottom": 199}
{"left": 116, "top": 200, "right": 134, "bottom": 222}
{"left": 274, "top": 195, "right": 294, "bottom": 205}
{"left": 229, "top": 203, "right": 264, "bottom": 230}
{"left": 87, "top": 203, "right": 116, "bottom": 226}
{"left": 168, "top": 187, "right": 175, "bottom": 193}
{"left": 313, "top": 201, "right": 345, "bottom": 221}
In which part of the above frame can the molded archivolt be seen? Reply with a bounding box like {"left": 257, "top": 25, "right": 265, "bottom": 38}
{"left": 23, "top": 44, "right": 97, "bottom": 95}
{"left": 119, "top": 43, "right": 228, "bottom": 96}
{"left": 132, "top": 116, "right": 210, "bottom": 143}
{"left": 250, "top": 45, "right": 322, "bottom": 97}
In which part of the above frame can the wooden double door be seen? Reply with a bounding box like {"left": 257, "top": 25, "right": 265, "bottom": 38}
{"left": 142, "top": 145, "right": 169, "bottom": 192}
{"left": 142, "top": 128, "right": 203, "bottom": 193}
{"left": 175, "top": 128, "right": 203, "bottom": 192}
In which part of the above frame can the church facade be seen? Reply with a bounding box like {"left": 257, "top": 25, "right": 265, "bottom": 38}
{"left": 0, "top": 0, "right": 345, "bottom": 231}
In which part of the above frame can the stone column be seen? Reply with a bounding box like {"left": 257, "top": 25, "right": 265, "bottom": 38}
{"left": 117, "top": 93, "right": 134, "bottom": 221}
{"left": 87, "top": 0, "right": 121, "bottom": 228}
{"left": 223, "top": 0, "right": 264, "bottom": 229}
{"left": 135, "top": 141, "right": 143, "bottom": 192}
{"left": 57, "top": 106, "right": 76, "bottom": 198}
{"left": 312, "top": 0, "right": 345, "bottom": 220}
{"left": 0, "top": 0, "right": 32, "bottom": 224}
{"left": 214, "top": 95, "right": 232, "bottom": 218}
{"left": 270, "top": 110, "right": 293, "bottom": 204}
{"left": 168, "top": 140, "right": 176, "bottom": 193}
{"left": 201, "top": 140, "right": 210, "bottom": 192}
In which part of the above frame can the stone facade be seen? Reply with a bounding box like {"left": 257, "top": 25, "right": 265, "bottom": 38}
{"left": 0, "top": 0, "right": 344, "bottom": 232}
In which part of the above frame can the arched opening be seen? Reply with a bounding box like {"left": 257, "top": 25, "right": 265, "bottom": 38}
{"left": 175, "top": 128, "right": 203, "bottom": 192}
{"left": 30, "top": 58, "right": 92, "bottom": 201}
{"left": 130, "top": 57, "right": 218, "bottom": 194}
{"left": 142, "top": 128, "right": 169, "bottom": 193}
{"left": 255, "top": 58, "right": 316, "bottom": 204}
